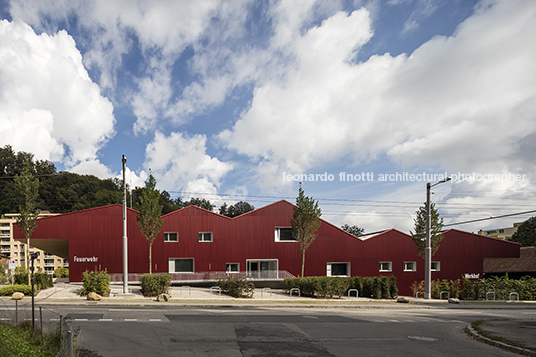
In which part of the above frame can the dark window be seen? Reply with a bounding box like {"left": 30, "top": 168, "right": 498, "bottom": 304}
{"left": 329, "top": 263, "right": 349, "bottom": 276}
{"left": 198, "top": 232, "right": 213, "bottom": 242}
{"left": 164, "top": 232, "right": 178, "bottom": 242}
{"left": 276, "top": 227, "right": 296, "bottom": 241}
{"left": 169, "top": 258, "right": 194, "bottom": 273}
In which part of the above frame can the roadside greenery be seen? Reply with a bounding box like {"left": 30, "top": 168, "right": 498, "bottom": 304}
{"left": 82, "top": 269, "right": 110, "bottom": 296}
{"left": 0, "top": 284, "right": 33, "bottom": 296}
{"left": 12, "top": 269, "right": 53, "bottom": 290}
{"left": 283, "top": 276, "right": 398, "bottom": 299}
{"left": 216, "top": 275, "right": 255, "bottom": 298}
{"left": 0, "top": 322, "right": 62, "bottom": 357}
{"left": 53, "top": 267, "right": 69, "bottom": 278}
{"left": 139, "top": 274, "right": 172, "bottom": 296}
{"left": 411, "top": 275, "right": 536, "bottom": 300}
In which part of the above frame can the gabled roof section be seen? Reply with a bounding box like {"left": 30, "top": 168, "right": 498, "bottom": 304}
{"left": 162, "top": 204, "right": 232, "bottom": 220}
{"left": 360, "top": 228, "right": 411, "bottom": 240}
{"left": 231, "top": 199, "right": 293, "bottom": 220}
{"left": 443, "top": 228, "right": 521, "bottom": 246}
{"left": 13, "top": 204, "right": 136, "bottom": 225}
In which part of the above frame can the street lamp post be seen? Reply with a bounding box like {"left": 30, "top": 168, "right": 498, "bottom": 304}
{"left": 122, "top": 155, "right": 128, "bottom": 294}
{"left": 425, "top": 177, "right": 451, "bottom": 299}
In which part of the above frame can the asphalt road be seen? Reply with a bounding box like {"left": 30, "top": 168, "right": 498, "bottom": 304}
{"left": 35, "top": 304, "right": 533, "bottom": 357}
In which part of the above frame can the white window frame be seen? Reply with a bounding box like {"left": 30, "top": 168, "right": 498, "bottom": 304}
{"left": 168, "top": 258, "right": 194, "bottom": 273}
{"left": 198, "top": 232, "right": 213, "bottom": 242}
{"left": 379, "top": 261, "right": 392, "bottom": 272}
{"left": 226, "top": 263, "right": 240, "bottom": 273}
{"left": 164, "top": 232, "right": 178, "bottom": 242}
{"left": 275, "top": 227, "right": 297, "bottom": 242}
{"left": 431, "top": 261, "right": 441, "bottom": 271}
{"left": 327, "top": 262, "right": 350, "bottom": 277}
{"left": 403, "top": 261, "right": 417, "bottom": 272}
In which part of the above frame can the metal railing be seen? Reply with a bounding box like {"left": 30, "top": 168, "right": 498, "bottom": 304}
{"left": 109, "top": 270, "right": 296, "bottom": 283}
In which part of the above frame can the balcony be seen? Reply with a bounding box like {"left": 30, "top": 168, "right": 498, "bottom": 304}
{"left": 1, "top": 248, "right": 11, "bottom": 254}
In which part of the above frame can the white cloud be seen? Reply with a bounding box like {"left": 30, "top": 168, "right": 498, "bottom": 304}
{"left": 218, "top": 0, "right": 536, "bottom": 195}
{"left": 144, "top": 131, "right": 233, "bottom": 195}
{"left": 0, "top": 20, "right": 115, "bottom": 168}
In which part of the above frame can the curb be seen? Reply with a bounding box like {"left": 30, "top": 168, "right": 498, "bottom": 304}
{"left": 466, "top": 324, "right": 536, "bottom": 356}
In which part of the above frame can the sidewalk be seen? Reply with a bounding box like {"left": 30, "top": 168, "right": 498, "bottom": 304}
{"left": 3, "top": 284, "right": 535, "bottom": 356}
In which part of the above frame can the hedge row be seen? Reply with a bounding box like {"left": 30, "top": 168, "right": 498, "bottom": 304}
{"left": 216, "top": 275, "right": 254, "bottom": 298}
{"left": 283, "top": 276, "right": 398, "bottom": 299}
{"left": 0, "top": 284, "right": 33, "bottom": 296}
{"left": 139, "top": 274, "right": 172, "bottom": 296}
{"left": 411, "top": 275, "right": 536, "bottom": 300}
{"left": 82, "top": 269, "right": 110, "bottom": 296}
{"left": 463, "top": 275, "right": 536, "bottom": 300}
{"left": 12, "top": 273, "right": 53, "bottom": 290}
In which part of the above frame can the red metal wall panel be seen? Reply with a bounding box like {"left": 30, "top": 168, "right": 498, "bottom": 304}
{"left": 13, "top": 201, "right": 521, "bottom": 297}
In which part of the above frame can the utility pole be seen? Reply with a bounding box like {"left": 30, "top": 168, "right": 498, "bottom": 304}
{"left": 122, "top": 155, "right": 128, "bottom": 294}
{"left": 424, "top": 177, "right": 451, "bottom": 299}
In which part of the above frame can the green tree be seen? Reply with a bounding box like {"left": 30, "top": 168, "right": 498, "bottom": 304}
{"left": 509, "top": 217, "right": 536, "bottom": 247}
{"left": 341, "top": 224, "right": 364, "bottom": 237}
{"left": 136, "top": 173, "right": 164, "bottom": 274}
{"left": 184, "top": 197, "right": 215, "bottom": 211}
{"left": 290, "top": 183, "right": 322, "bottom": 277}
{"left": 410, "top": 202, "right": 444, "bottom": 258}
{"left": 219, "top": 201, "right": 255, "bottom": 217}
{"left": 14, "top": 157, "right": 39, "bottom": 284}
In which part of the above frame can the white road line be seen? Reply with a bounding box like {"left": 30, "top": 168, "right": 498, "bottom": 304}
{"left": 149, "top": 319, "right": 162, "bottom": 321}
{"left": 75, "top": 319, "right": 88, "bottom": 321}
{"left": 99, "top": 319, "right": 113, "bottom": 321}
{"left": 124, "top": 319, "right": 137, "bottom": 322}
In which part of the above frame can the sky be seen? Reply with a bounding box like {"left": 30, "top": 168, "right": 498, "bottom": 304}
{"left": 1, "top": 0, "right": 535, "bottom": 234}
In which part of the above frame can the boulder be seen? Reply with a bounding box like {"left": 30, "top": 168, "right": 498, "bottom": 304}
{"left": 448, "top": 298, "right": 460, "bottom": 304}
{"left": 156, "top": 293, "right": 171, "bottom": 302}
{"left": 87, "top": 292, "right": 102, "bottom": 301}
{"left": 397, "top": 297, "right": 410, "bottom": 303}
{"left": 12, "top": 292, "right": 24, "bottom": 300}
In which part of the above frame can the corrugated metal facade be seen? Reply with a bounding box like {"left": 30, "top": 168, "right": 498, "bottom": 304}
{"left": 13, "top": 201, "right": 520, "bottom": 296}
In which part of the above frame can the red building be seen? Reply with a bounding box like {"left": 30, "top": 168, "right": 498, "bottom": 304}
{"left": 13, "top": 200, "right": 520, "bottom": 296}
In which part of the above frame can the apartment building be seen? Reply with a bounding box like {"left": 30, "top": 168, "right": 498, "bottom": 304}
{"left": 1, "top": 212, "right": 68, "bottom": 275}
{"left": 478, "top": 222, "right": 522, "bottom": 240}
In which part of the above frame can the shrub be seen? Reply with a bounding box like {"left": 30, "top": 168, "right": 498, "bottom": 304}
{"left": 217, "top": 275, "right": 254, "bottom": 298}
{"left": 349, "top": 276, "right": 363, "bottom": 293}
{"left": 0, "top": 268, "right": 7, "bottom": 284}
{"left": 411, "top": 280, "right": 425, "bottom": 297}
{"left": 34, "top": 272, "right": 53, "bottom": 290}
{"left": 362, "top": 277, "right": 374, "bottom": 298}
{"left": 381, "top": 276, "right": 391, "bottom": 299}
{"left": 139, "top": 274, "right": 171, "bottom": 296}
{"left": 372, "top": 277, "right": 382, "bottom": 299}
{"left": 332, "top": 277, "right": 351, "bottom": 298}
{"left": 53, "top": 267, "right": 69, "bottom": 278}
{"left": 0, "top": 284, "right": 33, "bottom": 296}
{"left": 14, "top": 273, "right": 28, "bottom": 285}
{"left": 462, "top": 278, "right": 474, "bottom": 299}
{"left": 389, "top": 276, "right": 398, "bottom": 299}
{"left": 82, "top": 269, "right": 110, "bottom": 296}
{"left": 314, "top": 276, "right": 332, "bottom": 298}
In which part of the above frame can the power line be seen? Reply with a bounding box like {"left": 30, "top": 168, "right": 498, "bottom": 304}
{"left": 443, "top": 210, "right": 536, "bottom": 227}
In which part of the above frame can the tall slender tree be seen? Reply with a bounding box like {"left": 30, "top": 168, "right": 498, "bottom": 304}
{"left": 410, "top": 202, "right": 444, "bottom": 258}
{"left": 136, "top": 173, "right": 164, "bottom": 274}
{"left": 290, "top": 183, "right": 322, "bottom": 277}
{"left": 14, "top": 157, "right": 39, "bottom": 284}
